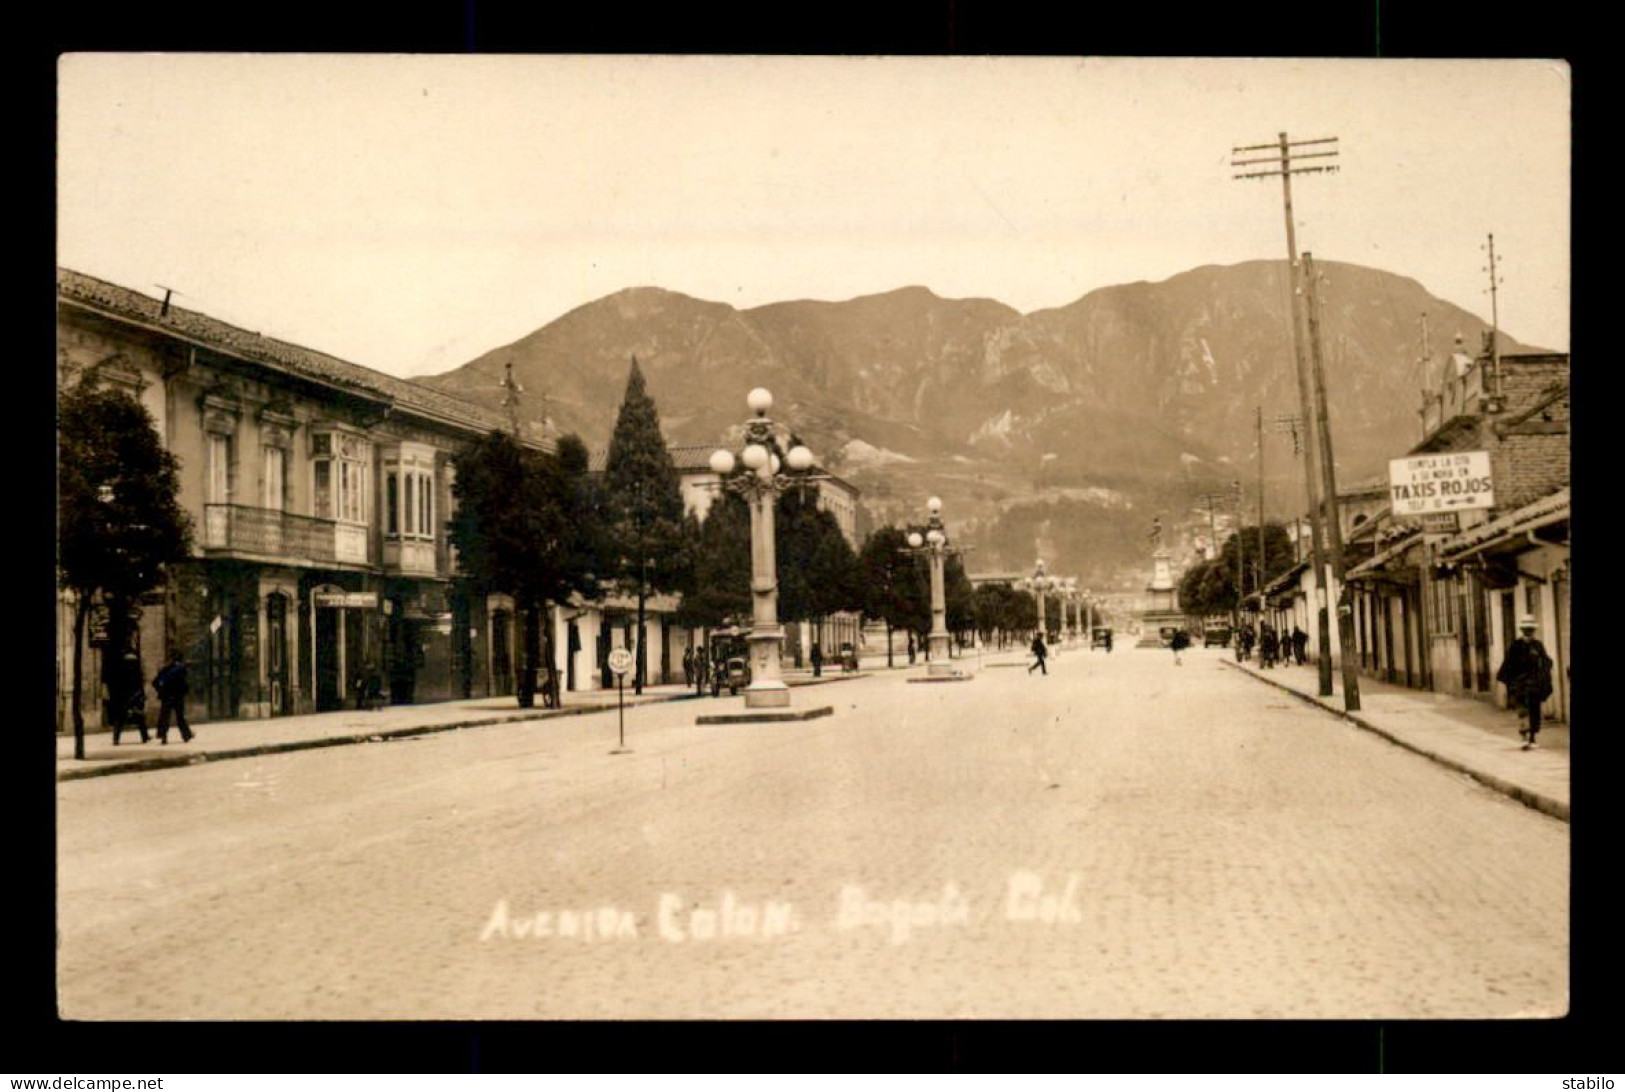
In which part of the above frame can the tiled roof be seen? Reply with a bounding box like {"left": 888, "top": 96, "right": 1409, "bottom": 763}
{"left": 1346, "top": 529, "right": 1423, "bottom": 579}
{"left": 1440, "top": 488, "right": 1569, "bottom": 560}
{"left": 1340, "top": 474, "right": 1391, "bottom": 496}
{"left": 57, "top": 268, "right": 536, "bottom": 445}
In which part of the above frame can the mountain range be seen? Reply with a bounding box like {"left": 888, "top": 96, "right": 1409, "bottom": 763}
{"left": 417, "top": 260, "right": 1537, "bottom": 586}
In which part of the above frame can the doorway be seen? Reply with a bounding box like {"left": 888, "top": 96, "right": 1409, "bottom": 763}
{"left": 266, "top": 593, "right": 292, "bottom": 715}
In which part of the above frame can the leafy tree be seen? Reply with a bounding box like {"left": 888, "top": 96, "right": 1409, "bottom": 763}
{"left": 944, "top": 554, "right": 975, "bottom": 645}
{"left": 602, "top": 358, "right": 686, "bottom": 693}
{"left": 1219, "top": 523, "right": 1297, "bottom": 610}
{"left": 775, "top": 488, "right": 862, "bottom": 637}
{"left": 1180, "top": 523, "right": 1297, "bottom": 624}
{"left": 856, "top": 527, "right": 927, "bottom": 667}
{"left": 673, "top": 494, "right": 752, "bottom": 631}
{"left": 58, "top": 374, "right": 192, "bottom": 759}
{"left": 449, "top": 431, "right": 601, "bottom": 708}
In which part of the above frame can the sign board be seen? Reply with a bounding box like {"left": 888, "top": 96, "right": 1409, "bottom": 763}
{"left": 1420, "top": 511, "right": 1461, "bottom": 534}
{"left": 87, "top": 604, "right": 110, "bottom": 646}
{"left": 607, "top": 648, "right": 634, "bottom": 676}
{"left": 1388, "top": 451, "right": 1494, "bottom": 515}
{"left": 312, "top": 591, "right": 379, "bottom": 610}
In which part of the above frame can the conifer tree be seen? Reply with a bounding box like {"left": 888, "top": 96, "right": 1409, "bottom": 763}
{"left": 602, "top": 358, "right": 685, "bottom": 693}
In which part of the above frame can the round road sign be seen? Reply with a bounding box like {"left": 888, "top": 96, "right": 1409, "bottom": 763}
{"left": 607, "top": 648, "right": 634, "bottom": 676}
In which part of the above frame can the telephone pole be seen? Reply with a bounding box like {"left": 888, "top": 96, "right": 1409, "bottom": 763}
{"left": 1197, "top": 492, "right": 1225, "bottom": 562}
{"left": 1303, "top": 253, "right": 1361, "bottom": 711}
{"left": 1272, "top": 413, "right": 1303, "bottom": 563}
{"left": 1232, "top": 479, "right": 1246, "bottom": 622}
{"left": 1255, "top": 405, "right": 1266, "bottom": 610}
{"left": 1416, "top": 312, "right": 1433, "bottom": 440}
{"left": 1232, "top": 131, "right": 1338, "bottom": 695}
{"left": 1483, "top": 233, "right": 1505, "bottom": 403}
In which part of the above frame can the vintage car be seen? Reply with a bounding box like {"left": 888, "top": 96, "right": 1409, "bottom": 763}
{"left": 1091, "top": 626, "right": 1114, "bottom": 650}
{"left": 838, "top": 642, "right": 860, "bottom": 672}
{"left": 1203, "top": 625, "right": 1233, "bottom": 648}
{"left": 708, "top": 627, "right": 753, "bottom": 696}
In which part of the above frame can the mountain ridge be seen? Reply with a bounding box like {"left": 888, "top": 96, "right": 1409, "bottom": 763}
{"left": 417, "top": 259, "right": 1540, "bottom": 583}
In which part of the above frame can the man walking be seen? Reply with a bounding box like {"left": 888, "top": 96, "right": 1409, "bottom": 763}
{"left": 1028, "top": 632, "right": 1048, "bottom": 675}
{"left": 1497, "top": 616, "right": 1554, "bottom": 750}
{"left": 152, "top": 651, "right": 194, "bottom": 745}
{"left": 1259, "top": 625, "right": 1278, "bottom": 669}
{"left": 682, "top": 646, "right": 694, "bottom": 687}
{"left": 112, "top": 649, "right": 149, "bottom": 745}
{"left": 1170, "top": 628, "right": 1190, "bottom": 666}
{"left": 810, "top": 641, "right": 823, "bottom": 678}
{"left": 1291, "top": 625, "right": 1309, "bottom": 665}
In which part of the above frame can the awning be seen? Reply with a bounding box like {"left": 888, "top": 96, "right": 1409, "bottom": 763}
{"left": 1261, "top": 558, "right": 1309, "bottom": 598}
{"left": 1439, "top": 488, "right": 1570, "bottom": 562}
{"left": 1346, "top": 531, "right": 1423, "bottom": 580}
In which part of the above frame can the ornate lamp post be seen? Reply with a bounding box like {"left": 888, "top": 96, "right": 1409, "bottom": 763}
{"left": 708, "top": 388, "right": 821, "bottom": 710}
{"left": 901, "top": 496, "right": 966, "bottom": 679}
{"left": 1022, "top": 559, "right": 1059, "bottom": 640}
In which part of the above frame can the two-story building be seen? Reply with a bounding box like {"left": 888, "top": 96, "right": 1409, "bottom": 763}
{"left": 1330, "top": 341, "right": 1569, "bottom": 721}
{"left": 57, "top": 269, "right": 542, "bottom": 729}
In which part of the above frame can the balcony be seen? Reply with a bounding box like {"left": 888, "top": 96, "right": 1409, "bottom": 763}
{"left": 203, "top": 504, "right": 375, "bottom": 568}
{"left": 383, "top": 536, "right": 441, "bottom": 577}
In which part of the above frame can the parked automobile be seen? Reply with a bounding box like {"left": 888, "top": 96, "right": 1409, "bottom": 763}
{"left": 839, "top": 642, "right": 859, "bottom": 672}
{"left": 708, "top": 626, "right": 752, "bottom": 696}
{"left": 1091, "top": 626, "right": 1114, "bottom": 650}
{"left": 1203, "top": 625, "right": 1232, "bottom": 648}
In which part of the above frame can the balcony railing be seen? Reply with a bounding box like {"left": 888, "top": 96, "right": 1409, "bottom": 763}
{"left": 203, "top": 504, "right": 376, "bottom": 567}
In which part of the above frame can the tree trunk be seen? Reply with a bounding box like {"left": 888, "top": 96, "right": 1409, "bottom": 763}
{"left": 71, "top": 595, "right": 87, "bottom": 760}
{"left": 886, "top": 622, "right": 894, "bottom": 668}
{"left": 635, "top": 583, "right": 647, "bottom": 696}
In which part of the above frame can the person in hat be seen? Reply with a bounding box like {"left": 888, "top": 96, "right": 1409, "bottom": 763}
{"left": 152, "top": 650, "right": 194, "bottom": 745}
{"left": 1028, "top": 631, "right": 1048, "bottom": 675}
{"left": 1496, "top": 616, "right": 1554, "bottom": 750}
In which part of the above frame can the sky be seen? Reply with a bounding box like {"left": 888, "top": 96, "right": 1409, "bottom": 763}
{"left": 58, "top": 55, "right": 1570, "bottom": 379}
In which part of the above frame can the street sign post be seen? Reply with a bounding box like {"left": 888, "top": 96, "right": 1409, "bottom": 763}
{"left": 607, "top": 648, "right": 633, "bottom": 753}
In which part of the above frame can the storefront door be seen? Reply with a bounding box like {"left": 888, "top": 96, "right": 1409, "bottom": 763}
{"left": 266, "top": 593, "right": 291, "bottom": 716}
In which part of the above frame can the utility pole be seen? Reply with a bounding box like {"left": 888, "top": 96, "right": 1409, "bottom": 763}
{"left": 1416, "top": 312, "right": 1432, "bottom": 441}
{"left": 1483, "top": 233, "right": 1505, "bottom": 402}
{"left": 1232, "top": 479, "right": 1246, "bottom": 624}
{"left": 1232, "top": 131, "right": 1338, "bottom": 695}
{"left": 1303, "top": 253, "right": 1361, "bottom": 711}
{"left": 1198, "top": 492, "right": 1224, "bottom": 562}
{"left": 1272, "top": 413, "right": 1303, "bottom": 563}
{"left": 1255, "top": 405, "right": 1265, "bottom": 609}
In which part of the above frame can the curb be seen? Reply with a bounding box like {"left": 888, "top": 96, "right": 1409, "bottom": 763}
{"left": 59, "top": 670, "right": 877, "bottom": 783}
{"left": 1222, "top": 661, "right": 1569, "bottom": 823}
{"left": 57, "top": 692, "right": 695, "bottom": 783}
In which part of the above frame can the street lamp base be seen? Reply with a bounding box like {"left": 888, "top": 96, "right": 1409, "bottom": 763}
{"left": 744, "top": 682, "right": 792, "bottom": 709}
{"left": 926, "top": 662, "right": 963, "bottom": 679}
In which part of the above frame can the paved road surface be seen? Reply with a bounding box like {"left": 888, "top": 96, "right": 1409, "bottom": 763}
{"left": 58, "top": 647, "right": 1567, "bottom": 1019}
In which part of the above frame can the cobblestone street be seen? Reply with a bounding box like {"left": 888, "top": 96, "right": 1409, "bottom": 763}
{"left": 57, "top": 646, "right": 1569, "bottom": 1020}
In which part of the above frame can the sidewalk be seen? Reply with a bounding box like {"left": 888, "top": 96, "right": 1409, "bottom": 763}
{"left": 1225, "top": 656, "right": 1569, "bottom": 822}
{"left": 57, "top": 669, "right": 868, "bottom": 782}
